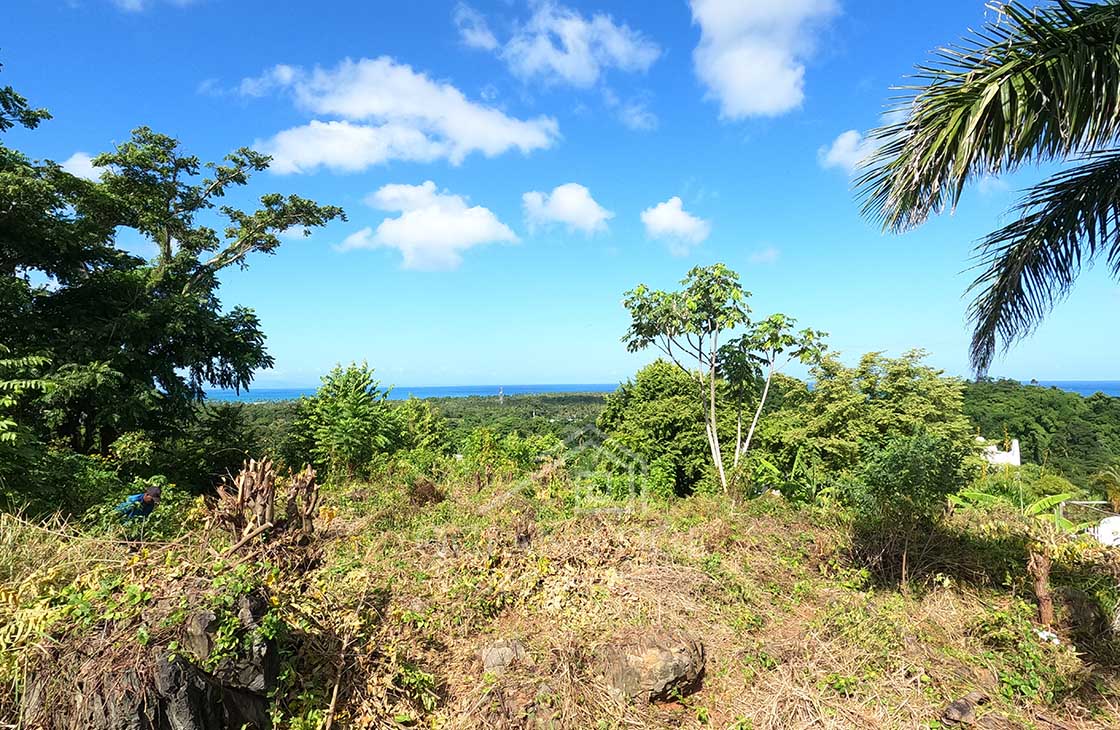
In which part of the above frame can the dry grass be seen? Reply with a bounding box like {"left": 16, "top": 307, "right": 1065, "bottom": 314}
{"left": 3, "top": 479, "right": 1120, "bottom": 729}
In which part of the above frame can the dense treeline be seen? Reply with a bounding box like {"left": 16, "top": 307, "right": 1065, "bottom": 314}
{"left": 963, "top": 379, "right": 1120, "bottom": 486}
{"left": 0, "top": 73, "right": 343, "bottom": 513}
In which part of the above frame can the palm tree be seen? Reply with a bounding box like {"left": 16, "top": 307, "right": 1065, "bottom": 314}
{"left": 1092, "top": 463, "right": 1120, "bottom": 511}
{"left": 857, "top": 1, "right": 1120, "bottom": 373}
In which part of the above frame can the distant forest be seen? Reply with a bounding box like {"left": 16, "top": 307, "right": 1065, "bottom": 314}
{"left": 235, "top": 379, "right": 1120, "bottom": 490}
{"left": 963, "top": 379, "right": 1120, "bottom": 486}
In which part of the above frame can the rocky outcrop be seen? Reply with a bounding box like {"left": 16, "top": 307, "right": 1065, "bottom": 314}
{"left": 480, "top": 638, "right": 531, "bottom": 675}
{"left": 23, "top": 593, "right": 277, "bottom": 730}
{"left": 942, "top": 689, "right": 990, "bottom": 725}
{"left": 603, "top": 630, "right": 704, "bottom": 703}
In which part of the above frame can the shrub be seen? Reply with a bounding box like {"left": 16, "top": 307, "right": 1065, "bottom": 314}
{"left": 304, "top": 363, "right": 394, "bottom": 483}
{"left": 973, "top": 464, "right": 1085, "bottom": 507}
{"left": 597, "top": 360, "right": 710, "bottom": 496}
{"left": 3, "top": 447, "right": 124, "bottom": 516}
{"left": 850, "top": 432, "right": 977, "bottom": 523}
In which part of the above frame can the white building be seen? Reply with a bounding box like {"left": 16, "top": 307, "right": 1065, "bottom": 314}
{"left": 978, "top": 436, "right": 1021, "bottom": 467}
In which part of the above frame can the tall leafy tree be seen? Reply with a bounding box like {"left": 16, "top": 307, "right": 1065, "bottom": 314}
{"left": 857, "top": 0, "right": 1120, "bottom": 372}
{"left": 719, "top": 313, "right": 827, "bottom": 470}
{"left": 621, "top": 265, "right": 824, "bottom": 493}
{"left": 774, "top": 350, "right": 976, "bottom": 474}
{"left": 304, "top": 363, "right": 394, "bottom": 482}
{"left": 622, "top": 264, "right": 749, "bottom": 491}
{"left": 0, "top": 81, "right": 344, "bottom": 458}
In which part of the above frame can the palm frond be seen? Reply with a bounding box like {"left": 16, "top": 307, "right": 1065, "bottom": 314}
{"left": 1024, "top": 491, "right": 1077, "bottom": 516}
{"left": 858, "top": 0, "right": 1120, "bottom": 231}
{"left": 967, "top": 150, "right": 1120, "bottom": 372}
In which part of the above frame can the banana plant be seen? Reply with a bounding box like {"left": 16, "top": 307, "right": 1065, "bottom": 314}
{"left": 951, "top": 488, "right": 1088, "bottom": 626}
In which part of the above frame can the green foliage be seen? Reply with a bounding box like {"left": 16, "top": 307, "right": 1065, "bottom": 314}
{"left": 2, "top": 447, "right": 123, "bottom": 516}
{"left": 303, "top": 363, "right": 394, "bottom": 482}
{"left": 0, "top": 78, "right": 342, "bottom": 512}
{"left": 391, "top": 397, "right": 450, "bottom": 452}
{"left": 971, "top": 601, "right": 1079, "bottom": 703}
{"left": 457, "top": 427, "right": 562, "bottom": 486}
{"left": 82, "top": 476, "right": 199, "bottom": 541}
{"left": 767, "top": 350, "right": 975, "bottom": 478}
{"left": 968, "top": 464, "right": 1084, "bottom": 509}
{"left": 597, "top": 360, "right": 709, "bottom": 496}
{"left": 856, "top": 0, "right": 1120, "bottom": 371}
{"left": 963, "top": 378, "right": 1120, "bottom": 486}
{"left": 619, "top": 264, "right": 826, "bottom": 494}
{"left": 849, "top": 432, "right": 977, "bottom": 525}
{"left": 621, "top": 264, "right": 749, "bottom": 491}
{"left": 431, "top": 392, "right": 604, "bottom": 447}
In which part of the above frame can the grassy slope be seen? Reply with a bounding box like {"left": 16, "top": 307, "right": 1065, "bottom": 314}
{"left": 3, "top": 474, "right": 1119, "bottom": 729}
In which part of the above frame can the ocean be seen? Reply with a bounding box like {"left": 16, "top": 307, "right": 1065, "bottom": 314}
{"left": 207, "top": 383, "right": 619, "bottom": 403}
{"left": 1030, "top": 381, "right": 1120, "bottom": 398}
{"left": 207, "top": 380, "right": 1120, "bottom": 403}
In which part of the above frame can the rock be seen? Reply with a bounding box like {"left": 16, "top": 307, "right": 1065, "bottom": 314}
{"left": 23, "top": 591, "right": 279, "bottom": 729}
{"left": 604, "top": 631, "right": 704, "bottom": 703}
{"left": 942, "top": 690, "right": 989, "bottom": 725}
{"left": 183, "top": 609, "right": 219, "bottom": 660}
{"left": 203, "top": 593, "right": 279, "bottom": 695}
{"left": 480, "top": 638, "right": 530, "bottom": 674}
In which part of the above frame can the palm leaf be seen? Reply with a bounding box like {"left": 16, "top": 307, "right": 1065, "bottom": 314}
{"left": 857, "top": 0, "right": 1120, "bottom": 231}
{"left": 949, "top": 489, "right": 1003, "bottom": 508}
{"left": 1024, "top": 491, "right": 1077, "bottom": 516}
{"left": 966, "top": 150, "right": 1120, "bottom": 371}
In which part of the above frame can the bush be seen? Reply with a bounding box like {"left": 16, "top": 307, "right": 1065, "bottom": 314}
{"left": 303, "top": 363, "right": 394, "bottom": 483}
{"left": 2, "top": 447, "right": 124, "bottom": 516}
{"left": 82, "top": 475, "right": 201, "bottom": 540}
{"left": 597, "top": 360, "right": 710, "bottom": 496}
{"left": 845, "top": 432, "right": 979, "bottom": 584}
{"left": 973, "top": 464, "right": 1086, "bottom": 507}
{"left": 849, "top": 432, "right": 977, "bottom": 524}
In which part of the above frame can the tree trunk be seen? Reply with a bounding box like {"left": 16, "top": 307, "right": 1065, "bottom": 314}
{"left": 739, "top": 361, "right": 774, "bottom": 460}
{"left": 1028, "top": 550, "right": 1055, "bottom": 626}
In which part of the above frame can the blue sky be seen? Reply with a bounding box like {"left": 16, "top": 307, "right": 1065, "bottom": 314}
{"left": 6, "top": 0, "right": 1117, "bottom": 387}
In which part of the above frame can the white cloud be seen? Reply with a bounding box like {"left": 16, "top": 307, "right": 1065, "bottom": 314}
{"left": 462, "top": 1, "right": 659, "bottom": 88}
{"left": 454, "top": 3, "right": 499, "bottom": 51}
{"left": 749, "top": 245, "right": 780, "bottom": 264}
{"left": 248, "top": 57, "right": 559, "bottom": 173}
{"left": 340, "top": 181, "right": 517, "bottom": 270}
{"left": 523, "top": 183, "right": 613, "bottom": 235}
{"left": 61, "top": 152, "right": 101, "bottom": 181}
{"left": 258, "top": 121, "right": 446, "bottom": 174}
{"left": 640, "top": 197, "right": 711, "bottom": 255}
{"left": 239, "top": 64, "right": 297, "bottom": 97}
{"left": 818, "top": 129, "right": 879, "bottom": 174}
{"left": 602, "top": 87, "right": 657, "bottom": 131}
{"left": 690, "top": 0, "right": 838, "bottom": 119}
{"left": 111, "top": 0, "right": 196, "bottom": 11}
{"left": 977, "top": 175, "right": 1009, "bottom": 195}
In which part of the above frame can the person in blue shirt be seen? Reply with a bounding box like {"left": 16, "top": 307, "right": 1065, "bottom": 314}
{"left": 115, "top": 486, "right": 161, "bottom": 520}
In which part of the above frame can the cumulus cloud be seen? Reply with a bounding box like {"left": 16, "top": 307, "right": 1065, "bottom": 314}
{"left": 239, "top": 64, "right": 297, "bottom": 97}
{"left": 818, "top": 129, "right": 879, "bottom": 174}
{"left": 458, "top": 1, "right": 659, "bottom": 88}
{"left": 246, "top": 57, "right": 559, "bottom": 174}
{"left": 339, "top": 181, "right": 517, "bottom": 270}
{"left": 61, "top": 152, "right": 101, "bottom": 181}
{"left": 523, "top": 183, "right": 613, "bottom": 235}
{"left": 454, "top": 3, "right": 499, "bottom": 51}
{"left": 749, "top": 245, "right": 780, "bottom": 264}
{"left": 111, "top": 0, "right": 196, "bottom": 11}
{"left": 689, "top": 0, "right": 838, "bottom": 119}
{"left": 640, "top": 197, "right": 711, "bottom": 255}
{"left": 602, "top": 87, "right": 657, "bottom": 131}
